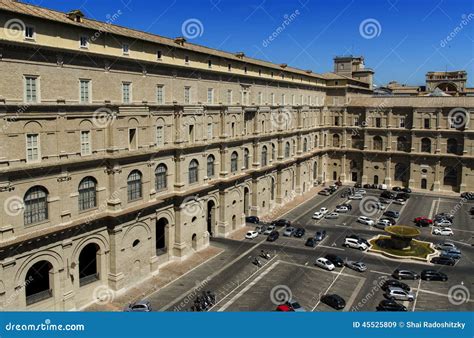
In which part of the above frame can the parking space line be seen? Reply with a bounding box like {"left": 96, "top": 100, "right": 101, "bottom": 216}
{"left": 412, "top": 279, "right": 422, "bottom": 312}
{"left": 343, "top": 277, "right": 366, "bottom": 312}
{"left": 318, "top": 245, "right": 345, "bottom": 251}
{"left": 311, "top": 267, "right": 345, "bottom": 311}
{"left": 413, "top": 288, "right": 474, "bottom": 302}
{"left": 369, "top": 270, "right": 391, "bottom": 276}
{"left": 428, "top": 199, "right": 438, "bottom": 219}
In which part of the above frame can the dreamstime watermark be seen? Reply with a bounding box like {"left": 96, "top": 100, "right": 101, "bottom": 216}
{"left": 173, "top": 277, "right": 211, "bottom": 311}
{"left": 90, "top": 9, "right": 123, "bottom": 42}
{"left": 4, "top": 18, "right": 26, "bottom": 39}
{"left": 359, "top": 195, "right": 380, "bottom": 217}
{"left": 448, "top": 284, "right": 470, "bottom": 305}
{"left": 270, "top": 108, "right": 292, "bottom": 130}
{"left": 92, "top": 285, "right": 116, "bottom": 305}
{"left": 5, "top": 319, "right": 85, "bottom": 332}
{"left": 4, "top": 195, "right": 25, "bottom": 216}
{"left": 0, "top": 276, "right": 34, "bottom": 310}
{"left": 92, "top": 107, "right": 117, "bottom": 128}
{"left": 269, "top": 285, "right": 292, "bottom": 305}
{"left": 262, "top": 10, "right": 301, "bottom": 47}
{"left": 447, "top": 107, "right": 470, "bottom": 129}
{"left": 84, "top": 190, "right": 120, "bottom": 225}
{"left": 359, "top": 18, "right": 382, "bottom": 39}
{"left": 351, "top": 276, "right": 387, "bottom": 311}
{"left": 440, "top": 13, "right": 474, "bottom": 47}
{"left": 181, "top": 18, "right": 204, "bottom": 39}
{"left": 180, "top": 195, "right": 204, "bottom": 217}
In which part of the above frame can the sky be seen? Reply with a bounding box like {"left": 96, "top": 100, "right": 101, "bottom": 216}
{"left": 23, "top": 0, "right": 474, "bottom": 87}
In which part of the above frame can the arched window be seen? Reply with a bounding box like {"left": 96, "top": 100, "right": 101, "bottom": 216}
{"left": 313, "top": 162, "right": 318, "bottom": 180}
{"left": 261, "top": 146, "right": 268, "bottom": 166}
{"left": 397, "top": 136, "right": 408, "bottom": 152}
{"left": 79, "top": 243, "right": 99, "bottom": 286}
{"left": 447, "top": 138, "right": 458, "bottom": 154}
{"left": 271, "top": 177, "right": 275, "bottom": 200}
{"left": 271, "top": 143, "right": 276, "bottom": 160}
{"left": 373, "top": 136, "right": 383, "bottom": 151}
{"left": 243, "top": 148, "right": 249, "bottom": 169}
{"left": 314, "top": 135, "right": 318, "bottom": 148}
{"left": 443, "top": 166, "right": 457, "bottom": 186}
{"left": 189, "top": 159, "right": 199, "bottom": 184}
{"left": 78, "top": 177, "right": 97, "bottom": 211}
{"left": 155, "top": 164, "right": 167, "bottom": 190}
{"left": 207, "top": 155, "right": 215, "bottom": 178}
{"left": 24, "top": 186, "right": 48, "bottom": 225}
{"left": 333, "top": 134, "right": 340, "bottom": 148}
{"left": 421, "top": 138, "right": 431, "bottom": 153}
{"left": 230, "top": 151, "right": 238, "bottom": 173}
{"left": 351, "top": 134, "right": 362, "bottom": 149}
{"left": 25, "top": 261, "right": 53, "bottom": 305}
{"left": 395, "top": 163, "right": 408, "bottom": 182}
{"left": 127, "top": 170, "right": 142, "bottom": 201}
{"left": 285, "top": 142, "right": 290, "bottom": 158}
{"left": 303, "top": 138, "right": 308, "bottom": 152}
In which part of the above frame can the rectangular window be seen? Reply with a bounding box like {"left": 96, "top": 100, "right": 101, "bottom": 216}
{"left": 244, "top": 66, "right": 248, "bottom": 74}
{"left": 228, "top": 64, "right": 232, "bottom": 71}
{"left": 156, "top": 126, "right": 164, "bottom": 146}
{"left": 129, "top": 128, "right": 137, "bottom": 150}
{"left": 80, "top": 130, "right": 91, "bottom": 155}
{"left": 242, "top": 91, "right": 248, "bottom": 105}
{"left": 208, "top": 60, "right": 212, "bottom": 68}
{"left": 25, "top": 76, "right": 38, "bottom": 103}
{"left": 79, "top": 79, "right": 91, "bottom": 103}
{"left": 227, "top": 90, "right": 232, "bottom": 105}
{"left": 189, "top": 125, "right": 195, "bottom": 142}
{"left": 156, "top": 85, "right": 164, "bottom": 104}
{"left": 25, "top": 26, "right": 35, "bottom": 39}
{"left": 258, "top": 92, "right": 263, "bottom": 105}
{"left": 157, "top": 50, "right": 162, "bottom": 60}
{"left": 185, "top": 56, "right": 189, "bottom": 64}
{"left": 122, "top": 43, "right": 129, "bottom": 55}
{"left": 207, "top": 123, "right": 213, "bottom": 139}
{"left": 424, "top": 118, "right": 430, "bottom": 129}
{"left": 375, "top": 117, "right": 382, "bottom": 128}
{"left": 207, "top": 88, "right": 214, "bottom": 104}
{"left": 354, "top": 117, "right": 359, "bottom": 126}
{"left": 122, "top": 82, "right": 131, "bottom": 103}
{"left": 26, "top": 133, "right": 40, "bottom": 162}
{"left": 184, "top": 86, "right": 191, "bottom": 104}
{"left": 80, "top": 36, "right": 89, "bottom": 48}
{"left": 335, "top": 116, "right": 340, "bottom": 126}
{"left": 399, "top": 117, "right": 405, "bottom": 128}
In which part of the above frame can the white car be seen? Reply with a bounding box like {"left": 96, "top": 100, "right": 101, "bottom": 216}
{"left": 393, "top": 198, "right": 406, "bottom": 205}
{"left": 245, "top": 230, "right": 258, "bottom": 239}
{"left": 433, "top": 227, "right": 454, "bottom": 236}
{"left": 434, "top": 219, "right": 452, "bottom": 227}
{"left": 374, "top": 221, "right": 387, "bottom": 230}
{"left": 325, "top": 212, "right": 339, "bottom": 219}
{"left": 349, "top": 194, "right": 363, "bottom": 200}
{"left": 356, "top": 189, "right": 367, "bottom": 195}
{"left": 335, "top": 206, "right": 349, "bottom": 213}
{"left": 344, "top": 238, "right": 368, "bottom": 250}
{"left": 357, "top": 216, "right": 375, "bottom": 226}
{"left": 375, "top": 202, "right": 386, "bottom": 210}
{"left": 319, "top": 207, "right": 329, "bottom": 215}
{"left": 315, "top": 257, "right": 335, "bottom": 271}
{"left": 312, "top": 212, "right": 324, "bottom": 220}
{"left": 263, "top": 225, "right": 276, "bottom": 235}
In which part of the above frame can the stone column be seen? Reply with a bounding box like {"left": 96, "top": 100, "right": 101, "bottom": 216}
{"left": 107, "top": 225, "right": 125, "bottom": 291}
{"left": 219, "top": 147, "right": 229, "bottom": 178}
{"left": 433, "top": 159, "right": 441, "bottom": 191}
{"left": 276, "top": 170, "right": 283, "bottom": 204}
{"left": 173, "top": 151, "right": 185, "bottom": 191}
{"left": 295, "top": 162, "right": 302, "bottom": 194}
{"left": 340, "top": 154, "right": 347, "bottom": 183}
{"left": 385, "top": 157, "right": 392, "bottom": 187}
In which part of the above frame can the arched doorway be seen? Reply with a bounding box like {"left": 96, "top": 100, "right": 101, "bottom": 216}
{"left": 421, "top": 178, "right": 427, "bottom": 189}
{"left": 79, "top": 243, "right": 100, "bottom": 286}
{"left": 191, "top": 234, "right": 197, "bottom": 250}
{"left": 232, "top": 215, "right": 237, "bottom": 230}
{"left": 374, "top": 175, "right": 379, "bottom": 185}
{"left": 25, "top": 261, "right": 53, "bottom": 305}
{"left": 207, "top": 200, "right": 216, "bottom": 237}
{"left": 243, "top": 188, "right": 250, "bottom": 216}
{"left": 156, "top": 218, "right": 168, "bottom": 255}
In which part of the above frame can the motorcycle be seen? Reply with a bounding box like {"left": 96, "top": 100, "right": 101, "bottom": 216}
{"left": 260, "top": 250, "right": 271, "bottom": 259}
{"left": 253, "top": 258, "right": 262, "bottom": 267}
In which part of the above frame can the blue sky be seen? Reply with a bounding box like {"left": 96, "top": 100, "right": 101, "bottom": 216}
{"left": 24, "top": 0, "right": 474, "bottom": 86}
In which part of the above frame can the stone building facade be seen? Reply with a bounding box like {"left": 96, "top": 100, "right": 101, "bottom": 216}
{"left": 0, "top": 1, "right": 472, "bottom": 311}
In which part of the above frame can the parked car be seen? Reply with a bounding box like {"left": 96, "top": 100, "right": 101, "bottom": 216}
{"left": 263, "top": 225, "right": 276, "bottom": 235}
{"left": 380, "top": 217, "right": 396, "bottom": 225}
{"left": 245, "top": 216, "right": 260, "bottom": 224}
{"left": 385, "top": 287, "right": 415, "bottom": 301}
{"left": 272, "top": 219, "right": 291, "bottom": 227}
{"left": 381, "top": 280, "right": 411, "bottom": 292}
{"left": 275, "top": 304, "right": 294, "bottom": 312}
{"left": 267, "top": 230, "right": 279, "bottom": 242}
{"left": 381, "top": 191, "right": 396, "bottom": 199}
{"left": 357, "top": 216, "right": 375, "bottom": 226}
{"left": 402, "top": 187, "right": 412, "bottom": 193}
{"left": 123, "top": 300, "right": 152, "bottom": 312}
{"left": 374, "top": 221, "right": 388, "bottom": 230}
{"left": 393, "top": 198, "right": 406, "bottom": 205}
{"left": 315, "top": 257, "right": 335, "bottom": 271}
{"left": 345, "top": 260, "right": 367, "bottom": 272}
{"left": 325, "top": 212, "right": 339, "bottom": 219}
{"left": 414, "top": 216, "right": 433, "bottom": 226}
{"left": 255, "top": 225, "right": 267, "bottom": 234}
{"left": 384, "top": 210, "right": 400, "bottom": 218}
{"left": 396, "top": 192, "right": 411, "bottom": 200}
{"left": 286, "top": 299, "right": 306, "bottom": 312}
{"left": 343, "top": 237, "right": 368, "bottom": 250}
{"left": 376, "top": 299, "right": 407, "bottom": 312}
{"left": 318, "top": 189, "right": 331, "bottom": 196}
{"left": 434, "top": 219, "right": 452, "bottom": 227}
{"left": 305, "top": 237, "right": 317, "bottom": 248}
{"left": 356, "top": 189, "right": 367, "bottom": 195}
{"left": 335, "top": 205, "right": 349, "bottom": 213}
{"left": 392, "top": 269, "right": 419, "bottom": 280}
{"left": 346, "top": 234, "right": 369, "bottom": 246}
{"left": 435, "top": 242, "right": 458, "bottom": 251}
{"left": 294, "top": 228, "right": 306, "bottom": 238}
{"left": 314, "top": 230, "right": 327, "bottom": 241}
{"left": 378, "top": 184, "right": 388, "bottom": 190}
{"left": 312, "top": 212, "right": 324, "bottom": 220}
{"left": 349, "top": 194, "right": 363, "bottom": 200}
{"left": 324, "top": 254, "right": 344, "bottom": 267}
{"left": 375, "top": 201, "right": 386, "bottom": 210}
{"left": 435, "top": 212, "right": 454, "bottom": 221}
{"left": 432, "top": 227, "right": 454, "bottom": 236}
{"left": 421, "top": 270, "right": 448, "bottom": 281}
{"left": 245, "top": 230, "right": 258, "bottom": 239}
{"left": 283, "top": 227, "right": 296, "bottom": 237}
{"left": 319, "top": 207, "right": 329, "bottom": 215}
{"left": 379, "top": 197, "right": 391, "bottom": 204}
{"left": 431, "top": 256, "right": 456, "bottom": 266}
{"left": 392, "top": 186, "right": 402, "bottom": 192}
{"left": 320, "top": 294, "right": 346, "bottom": 310}
{"left": 342, "top": 202, "right": 353, "bottom": 210}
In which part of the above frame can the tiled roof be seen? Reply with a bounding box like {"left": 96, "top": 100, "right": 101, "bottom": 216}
{"left": 349, "top": 96, "right": 474, "bottom": 107}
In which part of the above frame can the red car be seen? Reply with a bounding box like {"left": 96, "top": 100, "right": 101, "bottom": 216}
{"left": 275, "top": 304, "right": 294, "bottom": 312}
{"left": 414, "top": 217, "right": 433, "bottom": 227}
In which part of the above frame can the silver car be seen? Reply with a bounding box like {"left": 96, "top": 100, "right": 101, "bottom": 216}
{"left": 345, "top": 260, "right": 367, "bottom": 272}
{"left": 385, "top": 287, "right": 415, "bottom": 301}
{"left": 123, "top": 300, "right": 152, "bottom": 312}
